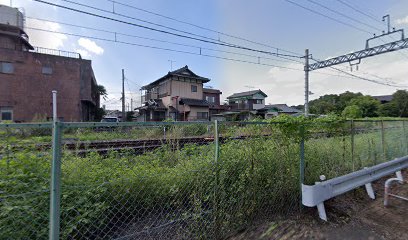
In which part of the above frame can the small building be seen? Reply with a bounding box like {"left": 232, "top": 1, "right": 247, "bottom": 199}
{"left": 0, "top": 5, "right": 99, "bottom": 122}
{"left": 137, "top": 65, "right": 211, "bottom": 121}
{"left": 259, "top": 104, "right": 302, "bottom": 118}
{"left": 372, "top": 95, "right": 393, "bottom": 104}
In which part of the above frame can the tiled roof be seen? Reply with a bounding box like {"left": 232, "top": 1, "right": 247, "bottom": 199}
{"left": 142, "top": 65, "right": 210, "bottom": 89}
{"left": 264, "top": 104, "right": 301, "bottom": 113}
{"left": 372, "top": 95, "right": 393, "bottom": 102}
{"left": 227, "top": 90, "right": 267, "bottom": 99}
{"left": 179, "top": 98, "right": 209, "bottom": 107}
{"left": 203, "top": 88, "right": 222, "bottom": 94}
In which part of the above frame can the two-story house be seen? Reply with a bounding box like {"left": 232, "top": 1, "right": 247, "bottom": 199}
{"left": 203, "top": 88, "right": 226, "bottom": 119}
{"left": 137, "top": 66, "right": 212, "bottom": 121}
{"left": 227, "top": 90, "right": 267, "bottom": 111}
{"left": 224, "top": 89, "right": 267, "bottom": 120}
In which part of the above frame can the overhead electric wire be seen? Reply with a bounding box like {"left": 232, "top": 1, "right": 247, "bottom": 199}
{"left": 335, "top": 0, "right": 385, "bottom": 25}
{"left": 284, "top": 0, "right": 373, "bottom": 35}
{"left": 26, "top": 16, "right": 296, "bottom": 64}
{"left": 310, "top": 58, "right": 408, "bottom": 88}
{"left": 305, "top": 0, "right": 382, "bottom": 32}
{"left": 26, "top": 27, "right": 303, "bottom": 71}
{"left": 106, "top": 0, "right": 301, "bottom": 56}
{"left": 33, "top": 0, "right": 301, "bottom": 59}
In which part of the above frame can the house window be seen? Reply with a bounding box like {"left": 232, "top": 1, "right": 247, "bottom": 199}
{"left": 206, "top": 96, "right": 215, "bottom": 103}
{"left": 42, "top": 66, "right": 53, "bottom": 75}
{"left": 197, "top": 112, "right": 208, "bottom": 120}
{"left": 255, "top": 99, "right": 263, "bottom": 104}
{"left": 0, "top": 62, "right": 14, "bottom": 74}
{"left": 0, "top": 108, "right": 13, "bottom": 121}
{"left": 191, "top": 85, "right": 197, "bottom": 92}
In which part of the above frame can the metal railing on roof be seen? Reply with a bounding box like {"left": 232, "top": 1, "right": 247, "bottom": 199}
{"left": 31, "top": 46, "right": 81, "bottom": 59}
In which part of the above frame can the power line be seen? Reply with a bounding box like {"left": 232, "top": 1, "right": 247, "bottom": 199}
{"left": 284, "top": 0, "right": 373, "bottom": 35}
{"left": 26, "top": 16, "right": 297, "bottom": 64}
{"left": 26, "top": 27, "right": 303, "bottom": 71}
{"left": 33, "top": 0, "right": 301, "bottom": 59}
{"left": 310, "top": 57, "right": 408, "bottom": 88}
{"left": 305, "top": 0, "right": 382, "bottom": 32}
{"left": 335, "top": 0, "right": 385, "bottom": 25}
{"left": 106, "top": 0, "right": 301, "bottom": 56}
{"left": 27, "top": 26, "right": 404, "bottom": 87}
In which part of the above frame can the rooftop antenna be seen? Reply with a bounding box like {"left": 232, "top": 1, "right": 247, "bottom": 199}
{"left": 168, "top": 60, "right": 176, "bottom": 71}
{"left": 244, "top": 85, "right": 255, "bottom": 92}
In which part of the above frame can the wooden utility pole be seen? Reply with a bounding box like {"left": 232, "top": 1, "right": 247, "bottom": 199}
{"left": 122, "top": 69, "right": 125, "bottom": 122}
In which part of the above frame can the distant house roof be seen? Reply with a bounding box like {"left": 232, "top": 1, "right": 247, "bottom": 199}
{"left": 203, "top": 88, "right": 222, "bottom": 94}
{"left": 263, "top": 104, "right": 301, "bottom": 113}
{"left": 227, "top": 89, "right": 267, "bottom": 99}
{"left": 179, "top": 98, "right": 209, "bottom": 107}
{"left": 372, "top": 95, "right": 393, "bottom": 103}
{"left": 142, "top": 65, "right": 210, "bottom": 89}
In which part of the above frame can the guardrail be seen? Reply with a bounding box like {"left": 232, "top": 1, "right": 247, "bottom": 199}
{"left": 302, "top": 156, "right": 408, "bottom": 221}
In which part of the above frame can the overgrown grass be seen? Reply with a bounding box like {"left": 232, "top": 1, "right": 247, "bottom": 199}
{"left": 1, "top": 121, "right": 407, "bottom": 239}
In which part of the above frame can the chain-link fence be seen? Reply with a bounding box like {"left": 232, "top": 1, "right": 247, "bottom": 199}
{"left": 1, "top": 120, "right": 408, "bottom": 239}
{"left": 0, "top": 123, "right": 52, "bottom": 239}
{"left": 303, "top": 120, "right": 408, "bottom": 184}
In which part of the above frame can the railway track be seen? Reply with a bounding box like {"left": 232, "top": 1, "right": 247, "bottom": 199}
{"left": 1, "top": 125, "right": 404, "bottom": 156}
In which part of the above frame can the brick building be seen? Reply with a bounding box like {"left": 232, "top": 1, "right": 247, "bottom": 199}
{"left": 0, "top": 5, "right": 99, "bottom": 122}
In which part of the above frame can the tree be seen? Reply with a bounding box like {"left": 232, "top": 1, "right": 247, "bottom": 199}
{"left": 337, "top": 91, "right": 363, "bottom": 113}
{"left": 377, "top": 102, "right": 399, "bottom": 117}
{"left": 97, "top": 85, "right": 108, "bottom": 101}
{"left": 342, "top": 105, "right": 362, "bottom": 118}
{"left": 310, "top": 100, "right": 336, "bottom": 115}
{"left": 348, "top": 96, "right": 380, "bottom": 117}
{"left": 392, "top": 90, "right": 408, "bottom": 117}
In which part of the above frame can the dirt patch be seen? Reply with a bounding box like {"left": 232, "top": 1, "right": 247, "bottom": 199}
{"left": 229, "top": 171, "right": 408, "bottom": 240}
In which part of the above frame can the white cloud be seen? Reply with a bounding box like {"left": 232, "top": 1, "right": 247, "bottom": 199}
{"left": 396, "top": 16, "right": 408, "bottom": 25}
{"left": 78, "top": 38, "right": 104, "bottom": 55}
{"left": 26, "top": 18, "right": 67, "bottom": 49}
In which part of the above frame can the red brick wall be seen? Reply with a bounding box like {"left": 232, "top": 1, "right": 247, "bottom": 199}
{"left": 0, "top": 48, "right": 97, "bottom": 122}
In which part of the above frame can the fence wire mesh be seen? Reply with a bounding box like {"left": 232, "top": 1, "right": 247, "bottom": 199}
{"left": 0, "top": 124, "right": 52, "bottom": 239}
{"left": 303, "top": 120, "right": 408, "bottom": 184}
{"left": 1, "top": 120, "right": 408, "bottom": 239}
{"left": 60, "top": 122, "right": 216, "bottom": 239}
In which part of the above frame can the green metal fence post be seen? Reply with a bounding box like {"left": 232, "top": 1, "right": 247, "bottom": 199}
{"left": 299, "top": 124, "right": 305, "bottom": 186}
{"left": 351, "top": 120, "right": 355, "bottom": 171}
{"left": 403, "top": 121, "right": 408, "bottom": 155}
{"left": 213, "top": 120, "right": 220, "bottom": 239}
{"left": 49, "top": 121, "right": 62, "bottom": 240}
{"left": 380, "top": 120, "right": 386, "bottom": 162}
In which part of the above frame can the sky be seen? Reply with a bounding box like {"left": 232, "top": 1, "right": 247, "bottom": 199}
{"left": 1, "top": 0, "right": 408, "bottom": 110}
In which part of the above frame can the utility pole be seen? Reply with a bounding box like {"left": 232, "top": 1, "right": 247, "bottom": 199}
{"left": 131, "top": 98, "right": 133, "bottom": 111}
{"left": 122, "top": 69, "right": 125, "bottom": 122}
{"left": 304, "top": 49, "right": 309, "bottom": 117}
{"left": 304, "top": 15, "right": 408, "bottom": 118}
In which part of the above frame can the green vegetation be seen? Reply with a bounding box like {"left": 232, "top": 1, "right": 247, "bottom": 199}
{"left": 1, "top": 119, "right": 407, "bottom": 239}
{"left": 309, "top": 90, "right": 408, "bottom": 118}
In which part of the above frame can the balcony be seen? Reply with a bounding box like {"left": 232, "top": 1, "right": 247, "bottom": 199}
{"left": 229, "top": 103, "right": 249, "bottom": 110}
